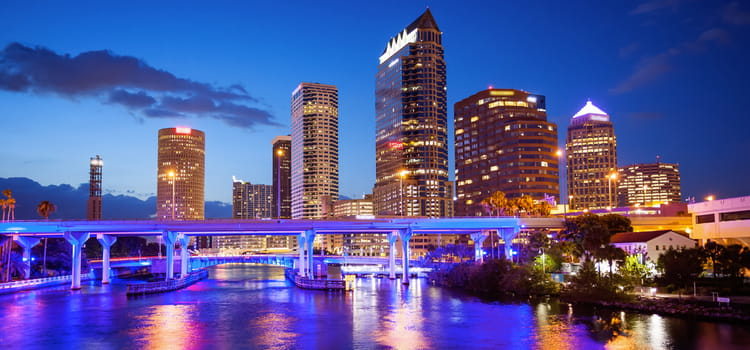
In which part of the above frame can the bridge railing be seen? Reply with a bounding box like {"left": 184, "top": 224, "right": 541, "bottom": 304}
{"left": 0, "top": 271, "right": 95, "bottom": 292}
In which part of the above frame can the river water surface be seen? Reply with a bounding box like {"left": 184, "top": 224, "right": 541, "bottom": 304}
{"left": 2, "top": 264, "right": 749, "bottom": 349}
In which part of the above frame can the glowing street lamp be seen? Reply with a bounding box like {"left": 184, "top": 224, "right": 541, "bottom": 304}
{"left": 399, "top": 170, "right": 409, "bottom": 216}
{"left": 607, "top": 172, "right": 617, "bottom": 210}
{"left": 705, "top": 195, "right": 714, "bottom": 201}
{"left": 276, "top": 149, "right": 284, "bottom": 219}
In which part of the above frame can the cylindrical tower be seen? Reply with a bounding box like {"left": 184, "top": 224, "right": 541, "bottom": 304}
{"left": 157, "top": 127, "right": 205, "bottom": 221}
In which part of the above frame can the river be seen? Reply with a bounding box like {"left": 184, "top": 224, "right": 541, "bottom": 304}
{"left": 1, "top": 264, "right": 749, "bottom": 349}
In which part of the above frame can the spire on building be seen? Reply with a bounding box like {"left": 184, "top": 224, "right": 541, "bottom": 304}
{"left": 407, "top": 8, "right": 440, "bottom": 32}
{"left": 572, "top": 100, "right": 608, "bottom": 118}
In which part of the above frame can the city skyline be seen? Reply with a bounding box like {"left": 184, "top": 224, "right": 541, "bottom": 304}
{"left": 1, "top": 1, "right": 749, "bottom": 208}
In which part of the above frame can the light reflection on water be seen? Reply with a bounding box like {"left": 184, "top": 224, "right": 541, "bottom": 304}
{"left": 1, "top": 264, "right": 749, "bottom": 349}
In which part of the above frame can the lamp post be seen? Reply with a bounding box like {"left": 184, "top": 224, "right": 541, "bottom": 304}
{"left": 276, "top": 149, "right": 284, "bottom": 219}
{"left": 556, "top": 150, "right": 567, "bottom": 219}
{"left": 167, "top": 171, "right": 176, "bottom": 220}
{"left": 607, "top": 172, "right": 617, "bottom": 210}
{"left": 399, "top": 170, "right": 409, "bottom": 216}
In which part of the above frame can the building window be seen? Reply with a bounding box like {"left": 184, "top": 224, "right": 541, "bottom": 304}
{"left": 695, "top": 214, "right": 715, "bottom": 224}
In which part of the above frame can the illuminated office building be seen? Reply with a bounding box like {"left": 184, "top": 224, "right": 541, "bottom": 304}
{"left": 618, "top": 160, "right": 681, "bottom": 207}
{"left": 87, "top": 155, "right": 103, "bottom": 220}
{"left": 272, "top": 135, "right": 292, "bottom": 219}
{"left": 290, "top": 83, "right": 339, "bottom": 219}
{"left": 214, "top": 177, "right": 273, "bottom": 254}
{"left": 566, "top": 101, "right": 617, "bottom": 210}
{"left": 454, "top": 89, "right": 559, "bottom": 216}
{"left": 373, "top": 9, "right": 453, "bottom": 217}
{"left": 157, "top": 127, "right": 207, "bottom": 246}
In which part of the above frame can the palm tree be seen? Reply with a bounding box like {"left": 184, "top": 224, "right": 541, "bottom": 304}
{"left": 37, "top": 201, "right": 57, "bottom": 277}
{"left": 481, "top": 191, "right": 508, "bottom": 216}
{"left": 3, "top": 189, "right": 15, "bottom": 221}
{"left": 0, "top": 198, "right": 6, "bottom": 221}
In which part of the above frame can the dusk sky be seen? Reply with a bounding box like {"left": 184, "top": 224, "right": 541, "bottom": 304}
{"left": 1, "top": 0, "right": 748, "bottom": 205}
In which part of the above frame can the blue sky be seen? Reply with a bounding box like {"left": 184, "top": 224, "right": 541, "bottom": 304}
{"left": 1, "top": 0, "right": 748, "bottom": 204}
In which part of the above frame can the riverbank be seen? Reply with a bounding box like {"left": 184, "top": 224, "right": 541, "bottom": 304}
{"left": 564, "top": 294, "right": 750, "bottom": 323}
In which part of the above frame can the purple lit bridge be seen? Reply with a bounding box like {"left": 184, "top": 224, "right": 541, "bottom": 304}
{"left": 0, "top": 217, "right": 563, "bottom": 289}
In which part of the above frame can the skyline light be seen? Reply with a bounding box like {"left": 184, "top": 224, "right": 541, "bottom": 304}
{"left": 0, "top": 1, "right": 748, "bottom": 206}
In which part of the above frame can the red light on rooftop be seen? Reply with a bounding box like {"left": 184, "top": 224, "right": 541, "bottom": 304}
{"left": 175, "top": 127, "right": 192, "bottom": 135}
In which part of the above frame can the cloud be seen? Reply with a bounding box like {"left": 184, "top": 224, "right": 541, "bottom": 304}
{"left": 722, "top": 1, "right": 750, "bottom": 25}
{"left": 630, "top": 0, "right": 681, "bottom": 15}
{"left": 611, "top": 54, "right": 672, "bottom": 94}
{"left": 0, "top": 42, "right": 278, "bottom": 129}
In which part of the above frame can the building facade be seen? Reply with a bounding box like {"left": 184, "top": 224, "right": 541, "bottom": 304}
{"left": 617, "top": 160, "right": 681, "bottom": 207}
{"left": 272, "top": 135, "right": 292, "bottom": 219}
{"left": 454, "top": 89, "right": 559, "bottom": 216}
{"left": 373, "top": 9, "right": 453, "bottom": 217}
{"left": 290, "top": 83, "right": 339, "bottom": 219}
{"left": 86, "top": 155, "right": 103, "bottom": 220}
{"left": 232, "top": 177, "right": 273, "bottom": 219}
{"left": 157, "top": 127, "right": 207, "bottom": 246}
{"left": 566, "top": 101, "right": 617, "bottom": 210}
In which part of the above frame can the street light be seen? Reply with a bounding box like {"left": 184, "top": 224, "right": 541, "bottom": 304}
{"left": 399, "top": 170, "right": 409, "bottom": 216}
{"left": 705, "top": 195, "right": 714, "bottom": 201}
{"left": 556, "top": 150, "right": 568, "bottom": 219}
{"left": 167, "top": 171, "right": 176, "bottom": 220}
{"left": 607, "top": 172, "right": 617, "bottom": 210}
{"left": 276, "top": 149, "right": 284, "bottom": 219}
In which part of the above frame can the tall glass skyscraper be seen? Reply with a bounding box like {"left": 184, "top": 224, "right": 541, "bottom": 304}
{"left": 373, "top": 9, "right": 453, "bottom": 217}
{"left": 566, "top": 101, "right": 617, "bottom": 210}
{"left": 290, "top": 83, "right": 339, "bottom": 219}
{"left": 454, "top": 89, "right": 559, "bottom": 216}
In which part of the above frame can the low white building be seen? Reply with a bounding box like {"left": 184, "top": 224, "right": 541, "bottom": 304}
{"left": 688, "top": 195, "right": 750, "bottom": 246}
{"left": 610, "top": 230, "right": 696, "bottom": 262}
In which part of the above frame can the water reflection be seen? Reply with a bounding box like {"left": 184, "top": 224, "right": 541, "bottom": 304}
{"left": 131, "top": 304, "right": 203, "bottom": 349}
{"left": 249, "top": 312, "right": 298, "bottom": 349}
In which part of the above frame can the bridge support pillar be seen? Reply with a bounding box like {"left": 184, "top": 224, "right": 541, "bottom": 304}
{"left": 470, "top": 231, "right": 488, "bottom": 263}
{"left": 305, "top": 230, "right": 316, "bottom": 278}
{"left": 162, "top": 231, "right": 178, "bottom": 280}
{"left": 399, "top": 227, "right": 413, "bottom": 285}
{"left": 96, "top": 234, "right": 117, "bottom": 284}
{"left": 498, "top": 227, "right": 520, "bottom": 262}
{"left": 178, "top": 233, "right": 190, "bottom": 278}
{"left": 14, "top": 236, "right": 41, "bottom": 279}
{"left": 387, "top": 231, "right": 399, "bottom": 279}
{"left": 64, "top": 232, "right": 90, "bottom": 290}
{"left": 297, "top": 233, "right": 306, "bottom": 276}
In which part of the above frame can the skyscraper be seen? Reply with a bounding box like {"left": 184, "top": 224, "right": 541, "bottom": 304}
{"left": 373, "top": 9, "right": 452, "bottom": 217}
{"left": 454, "top": 89, "right": 559, "bottom": 216}
{"left": 617, "top": 159, "right": 681, "bottom": 207}
{"left": 86, "top": 155, "right": 103, "bottom": 220}
{"left": 566, "top": 101, "right": 617, "bottom": 210}
{"left": 271, "top": 135, "right": 292, "bottom": 219}
{"left": 157, "top": 127, "right": 207, "bottom": 247}
{"left": 290, "top": 83, "right": 339, "bottom": 219}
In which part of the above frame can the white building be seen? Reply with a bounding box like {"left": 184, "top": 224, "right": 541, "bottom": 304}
{"left": 610, "top": 230, "right": 696, "bottom": 263}
{"left": 688, "top": 195, "right": 750, "bottom": 247}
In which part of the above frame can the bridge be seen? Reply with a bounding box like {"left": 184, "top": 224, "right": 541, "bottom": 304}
{"left": 1, "top": 217, "right": 563, "bottom": 290}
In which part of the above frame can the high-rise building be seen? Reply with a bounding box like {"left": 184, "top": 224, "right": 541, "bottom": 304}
{"left": 290, "top": 82, "right": 339, "bottom": 219}
{"left": 334, "top": 195, "right": 386, "bottom": 256}
{"left": 214, "top": 177, "right": 274, "bottom": 254}
{"left": 232, "top": 177, "right": 273, "bottom": 219}
{"left": 566, "top": 101, "right": 617, "bottom": 210}
{"left": 86, "top": 155, "right": 103, "bottom": 220}
{"left": 271, "top": 135, "right": 292, "bottom": 219}
{"left": 157, "top": 127, "right": 207, "bottom": 245}
{"left": 373, "top": 9, "right": 453, "bottom": 217}
{"left": 454, "top": 89, "right": 559, "bottom": 216}
{"left": 334, "top": 195, "right": 375, "bottom": 218}
{"left": 617, "top": 159, "right": 681, "bottom": 207}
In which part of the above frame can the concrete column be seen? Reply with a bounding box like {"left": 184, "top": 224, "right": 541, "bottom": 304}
{"left": 399, "top": 228, "right": 413, "bottom": 285}
{"left": 387, "top": 231, "right": 399, "bottom": 279}
{"left": 13, "top": 236, "right": 40, "bottom": 279}
{"left": 96, "top": 234, "right": 117, "bottom": 284}
{"left": 297, "top": 233, "right": 306, "bottom": 276}
{"left": 470, "top": 231, "right": 488, "bottom": 263}
{"left": 162, "top": 231, "right": 178, "bottom": 280}
{"left": 178, "top": 233, "right": 190, "bottom": 278}
{"left": 498, "top": 227, "right": 519, "bottom": 261}
{"left": 63, "top": 232, "right": 90, "bottom": 290}
{"left": 305, "top": 230, "right": 316, "bottom": 278}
